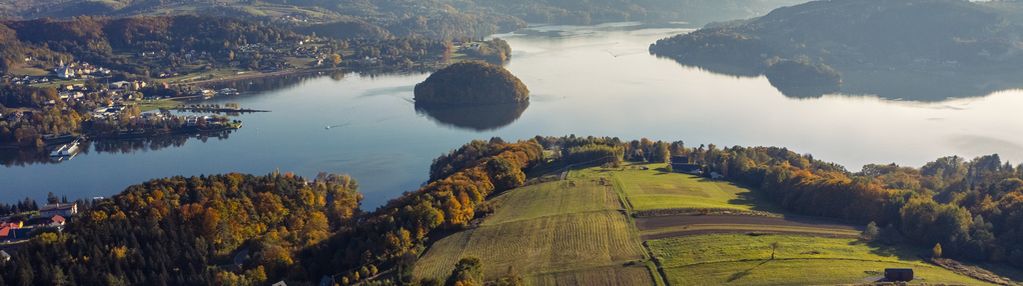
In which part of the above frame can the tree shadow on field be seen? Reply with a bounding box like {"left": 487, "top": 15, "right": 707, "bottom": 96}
{"left": 722, "top": 182, "right": 784, "bottom": 213}
{"left": 728, "top": 259, "right": 771, "bottom": 282}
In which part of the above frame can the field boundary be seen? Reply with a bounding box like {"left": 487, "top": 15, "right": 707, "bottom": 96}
{"left": 662, "top": 257, "right": 940, "bottom": 271}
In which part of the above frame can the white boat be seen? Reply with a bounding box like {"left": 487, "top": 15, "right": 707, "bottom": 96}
{"left": 50, "top": 141, "right": 80, "bottom": 157}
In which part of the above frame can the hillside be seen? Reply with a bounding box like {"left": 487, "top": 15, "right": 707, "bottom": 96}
{"left": 649, "top": 0, "right": 1023, "bottom": 100}
{"left": 0, "top": 0, "right": 805, "bottom": 38}
{"left": 414, "top": 162, "right": 992, "bottom": 285}
{"left": 414, "top": 61, "right": 530, "bottom": 105}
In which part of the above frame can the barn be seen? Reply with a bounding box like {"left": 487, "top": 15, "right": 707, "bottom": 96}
{"left": 670, "top": 155, "right": 703, "bottom": 174}
{"left": 884, "top": 268, "right": 914, "bottom": 282}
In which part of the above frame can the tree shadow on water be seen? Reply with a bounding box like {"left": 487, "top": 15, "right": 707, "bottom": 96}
{"left": 728, "top": 259, "right": 771, "bottom": 282}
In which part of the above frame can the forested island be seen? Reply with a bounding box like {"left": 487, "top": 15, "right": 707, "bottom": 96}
{"left": 3, "top": 136, "right": 1023, "bottom": 285}
{"left": 414, "top": 61, "right": 529, "bottom": 105}
{"left": 650, "top": 0, "right": 1023, "bottom": 100}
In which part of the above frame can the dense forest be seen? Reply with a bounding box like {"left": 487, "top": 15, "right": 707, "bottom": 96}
{"left": 414, "top": 61, "right": 529, "bottom": 105}
{"left": 0, "top": 172, "right": 362, "bottom": 285}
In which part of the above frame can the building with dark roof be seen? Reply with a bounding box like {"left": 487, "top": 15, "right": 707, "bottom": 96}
{"left": 40, "top": 203, "right": 77, "bottom": 218}
{"left": 671, "top": 155, "right": 703, "bottom": 174}
{"left": 884, "top": 268, "right": 913, "bottom": 282}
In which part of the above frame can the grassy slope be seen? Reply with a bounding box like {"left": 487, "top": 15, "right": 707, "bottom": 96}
{"left": 580, "top": 163, "right": 777, "bottom": 212}
{"left": 416, "top": 165, "right": 990, "bottom": 285}
{"left": 413, "top": 179, "right": 653, "bottom": 285}
{"left": 649, "top": 233, "right": 989, "bottom": 285}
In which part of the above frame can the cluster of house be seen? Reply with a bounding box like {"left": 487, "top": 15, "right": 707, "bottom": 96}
{"left": 50, "top": 80, "right": 152, "bottom": 108}
{"left": 0, "top": 203, "right": 77, "bottom": 243}
{"left": 5, "top": 75, "right": 51, "bottom": 85}
{"left": 670, "top": 155, "right": 724, "bottom": 179}
{"left": 54, "top": 60, "right": 112, "bottom": 80}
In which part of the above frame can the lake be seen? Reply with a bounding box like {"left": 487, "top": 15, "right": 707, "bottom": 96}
{"left": 4, "top": 22, "right": 1023, "bottom": 208}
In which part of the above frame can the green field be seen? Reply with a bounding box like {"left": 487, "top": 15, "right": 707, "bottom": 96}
{"left": 138, "top": 98, "right": 185, "bottom": 112}
{"left": 414, "top": 165, "right": 991, "bottom": 285}
{"left": 649, "top": 233, "right": 988, "bottom": 285}
{"left": 413, "top": 179, "right": 655, "bottom": 285}
{"left": 573, "top": 164, "right": 777, "bottom": 212}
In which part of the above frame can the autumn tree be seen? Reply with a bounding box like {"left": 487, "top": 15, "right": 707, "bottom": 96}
{"left": 331, "top": 54, "right": 342, "bottom": 67}
{"left": 447, "top": 257, "right": 483, "bottom": 286}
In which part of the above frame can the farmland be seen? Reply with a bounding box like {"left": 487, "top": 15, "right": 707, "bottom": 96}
{"left": 413, "top": 179, "right": 656, "bottom": 285}
{"left": 414, "top": 164, "right": 993, "bottom": 285}
{"left": 649, "top": 233, "right": 989, "bottom": 285}
{"left": 635, "top": 214, "right": 862, "bottom": 240}
{"left": 580, "top": 163, "right": 778, "bottom": 212}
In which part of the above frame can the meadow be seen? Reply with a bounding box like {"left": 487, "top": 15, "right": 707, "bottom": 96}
{"left": 649, "top": 233, "right": 989, "bottom": 285}
{"left": 413, "top": 179, "right": 656, "bottom": 285}
{"left": 576, "top": 164, "right": 777, "bottom": 212}
{"left": 414, "top": 165, "right": 989, "bottom": 285}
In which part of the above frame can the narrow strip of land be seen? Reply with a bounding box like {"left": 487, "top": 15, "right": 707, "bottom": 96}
{"left": 636, "top": 214, "right": 861, "bottom": 240}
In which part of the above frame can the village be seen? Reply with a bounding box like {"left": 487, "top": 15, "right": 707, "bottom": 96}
{"left": 0, "top": 202, "right": 79, "bottom": 263}
{"left": 0, "top": 58, "right": 249, "bottom": 161}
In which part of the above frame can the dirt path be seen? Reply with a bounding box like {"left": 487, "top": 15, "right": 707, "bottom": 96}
{"left": 636, "top": 214, "right": 862, "bottom": 240}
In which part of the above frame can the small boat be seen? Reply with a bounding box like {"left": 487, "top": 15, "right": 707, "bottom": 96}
{"left": 50, "top": 141, "right": 80, "bottom": 157}
{"left": 218, "top": 88, "right": 240, "bottom": 96}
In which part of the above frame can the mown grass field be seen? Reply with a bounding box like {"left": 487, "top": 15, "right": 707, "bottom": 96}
{"left": 413, "top": 179, "right": 655, "bottom": 285}
{"left": 639, "top": 223, "right": 862, "bottom": 239}
{"left": 415, "top": 165, "right": 991, "bottom": 285}
{"left": 649, "top": 233, "right": 989, "bottom": 285}
{"left": 574, "top": 163, "right": 777, "bottom": 212}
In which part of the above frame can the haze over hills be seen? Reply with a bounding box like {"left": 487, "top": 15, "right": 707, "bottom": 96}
{"left": 0, "top": 0, "right": 805, "bottom": 38}
{"left": 650, "top": 0, "right": 1023, "bottom": 100}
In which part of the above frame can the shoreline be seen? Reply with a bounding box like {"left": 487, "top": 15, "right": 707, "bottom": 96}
{"left": 171, "top": 67, "right": 345, "bottom": 87}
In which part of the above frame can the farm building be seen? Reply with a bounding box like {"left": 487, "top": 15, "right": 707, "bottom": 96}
{"left": 670, "top": 155, "right": 703, "bottom": 174}
{"left": 885, "top": 268, "right": 914, "bottom": 282}
{"left": 39, "top": 203, "right": 78, "bottom": 217}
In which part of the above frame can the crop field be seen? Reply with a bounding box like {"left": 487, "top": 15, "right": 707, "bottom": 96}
{"left": 413, "top": 179, "right": 652, "bottom": 284}
{"left": 635, "top": 214, "right": 861, "bottom": 240}
{"left": 575, "top": 164, "right": 777, "bottom": 212}
{"left": 527, "top": 265, "right": 654, "bottom": 286}
{"left": 649, "top": 233, "right": 988, "bottom": 285}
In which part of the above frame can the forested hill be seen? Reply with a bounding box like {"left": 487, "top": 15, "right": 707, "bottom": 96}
{"left": 0, "top": 0, "right": 805, "bottom": 39}
{"left": 0, "top": 172, "right": 363, "bottom": 285}
{"left": 651, "top": 0, "right": 1023, "bottom": 71}
{"left": 414, "top": 61, "right": 530, "bottom": 105}
{"left": 649, "top": 0, "right": 1023, "bottom": 100}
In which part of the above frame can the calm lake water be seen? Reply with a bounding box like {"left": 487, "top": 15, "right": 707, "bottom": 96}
{"left": 5, "top": 22, "right": 1023, "bottom": 208}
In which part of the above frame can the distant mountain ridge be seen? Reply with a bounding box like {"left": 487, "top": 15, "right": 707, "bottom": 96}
{"left": 0, "top": 0, "right": 805, "bottom": 39}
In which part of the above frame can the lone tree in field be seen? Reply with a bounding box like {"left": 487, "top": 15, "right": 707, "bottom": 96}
{"left": 862, "top": 221, "right": 880, "bottom": 241}
{"left": 770, "top": 242, "right": 780, "bottom": 260}
{"left": 932, "top": 243, "right": 943, "bottom": 258}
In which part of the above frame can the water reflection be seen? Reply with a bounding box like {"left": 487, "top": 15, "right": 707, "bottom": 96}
{"left": 205, "top": 70, "right": 347, "bottom": 93}
{"left": 657, "top": 53, "right": 1023, "bottom": 101}
{"left": 414, "top": 102, "right": 530, "bottom": 131}
{"left": 0, "top": 130, "right": 233, "bottom": 167}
